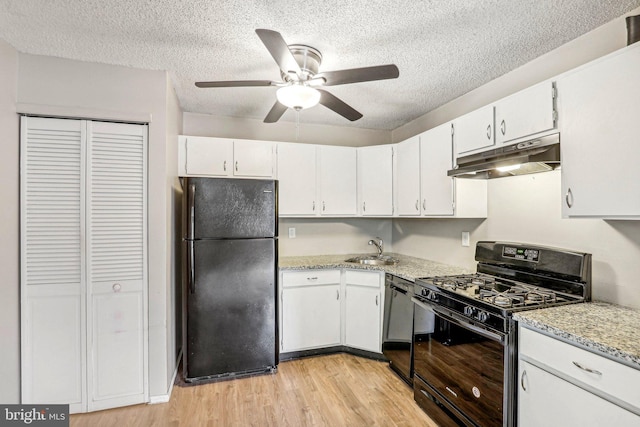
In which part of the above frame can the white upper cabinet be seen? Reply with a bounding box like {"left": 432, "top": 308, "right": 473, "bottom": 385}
{"left": 317, "top": 145, "right": 357, "bottom": 216}
{"left": 276, "top": 142, "right": 318, "bottom": 216}
{"left": 183, "top": 136, "right": 232, "bottom": 176}
{"left": 357, "top": 145, "right": 394, "bottom": 216}
{"left": 494, "top": 81, "right": 556, "bottom": 146}
{"left": 453, "top": 105, "right": 495, "bottom": 156}
{"left": 558, "top": 44, "right": 640, "bottom": 218}
{"left": 395, "top": 136, "right": 421, "bottom": 216}
{"left": 420, "top": 123, "right": 454, "bottom": 216}
{"left": 179, "top": 136, "right": 274, "bottom": 178}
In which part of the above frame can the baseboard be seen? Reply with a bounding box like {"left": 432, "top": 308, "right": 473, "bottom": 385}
{"left": 148, "top": 349, "right": 183, "bottom": 405}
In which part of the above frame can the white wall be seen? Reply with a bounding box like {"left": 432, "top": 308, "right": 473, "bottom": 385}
{"left": 15, "top": 53, "right": 178, "bottom": 399}
{"left": 392, "top": 8, "right": 640, "bottom": 309}
{"left": 0, "top": 39, "right": 20, "bottom": 403}
{"left": 184, "top": 112, "right": 391, "bottom": 147}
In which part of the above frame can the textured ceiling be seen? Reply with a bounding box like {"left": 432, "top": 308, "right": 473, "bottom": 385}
{"left": 1, "top": 0, "right": 639, "bottom": 130}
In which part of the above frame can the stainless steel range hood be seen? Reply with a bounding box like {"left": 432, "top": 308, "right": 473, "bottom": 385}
{"left": 448, "top": 133, "right": 560, "bottom": 179}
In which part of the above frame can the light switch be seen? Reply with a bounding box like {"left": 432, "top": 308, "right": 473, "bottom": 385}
{"left": 288, "top": 227, "right": 296, "bottom": 238}
{"left": 462, "top": 231, "right": 470, "bottom": 247}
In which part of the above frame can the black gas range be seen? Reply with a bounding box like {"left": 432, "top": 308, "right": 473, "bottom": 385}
{"left": 411, "top": 241, "right": 591, "bottom": 427}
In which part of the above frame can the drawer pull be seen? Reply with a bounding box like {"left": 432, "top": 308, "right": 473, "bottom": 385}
{"left": 307, "top": 277, "right": 318, "bottom": 281}
{"left": 572, "top": 361, "right": 602, "bottom": 376}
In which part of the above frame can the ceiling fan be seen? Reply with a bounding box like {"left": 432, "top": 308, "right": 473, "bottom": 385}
{"left": 195, "top": 29, "right": 400, "bottom": 123}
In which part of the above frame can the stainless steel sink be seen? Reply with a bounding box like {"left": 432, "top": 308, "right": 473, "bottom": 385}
{"left": 345, "top": 255, "right": 399, "bottom": 266}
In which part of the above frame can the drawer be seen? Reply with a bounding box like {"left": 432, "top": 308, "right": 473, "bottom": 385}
{"left": 519, "top": 326, "right": 640, "bottom": 410}
{"left": 281, "top": 269, "right": 341, "bottom": 287}
{"left": 345, "top": 270, "right": 382, "bottom": 288}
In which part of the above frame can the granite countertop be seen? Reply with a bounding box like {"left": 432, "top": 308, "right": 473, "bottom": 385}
{"left": 279, "top": 252, "right": 471, "bottom": 282}
{"left": 514, "top": 302, "right": 640, "bottom": 369}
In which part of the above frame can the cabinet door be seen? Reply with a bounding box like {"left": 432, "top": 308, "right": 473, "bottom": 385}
{"left": 345, "top": 285, "right": 382, "bottom": 353}
{"left": 396, "top": 136, "right": 421, "bottom": 216}
{"left": 357, "top": 145, "right": 393, "bottom": 216}
{"left": 495, "top": 81, "right": 556, "bottom": 145}
{"left": 519, "top": 360, "right": 640, "bottom": 427}
{"left": 453, "top": 105, "right": 494, "bottom": 156}
{"left": 318, "top": 145, "right": 357, "bottom": 215}
{"left": 421, "top": 122, "right": 454, "bottom": 216}
{"left": 20, "top": 116, "right": 87, "bottom": 413}
{"left": 233, "top": 139, "right": 274, "bottom": 178}
{"left": 281, "top": 285, "right": 342, "bottom": 351}
{"left": 559, "top": 46, "right": 640, "bottom": 217}
{"left": 185, "top": 136, "right": 232, "bottom": 176}
{"left": 86, "top": 121, "right": 147, "bottom": 411}
{"left": 276, "top": 142, "right": 317, "bottom": 215}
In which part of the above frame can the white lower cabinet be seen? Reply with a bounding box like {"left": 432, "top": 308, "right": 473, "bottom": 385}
{"left": 344, "top": 270, "right": 383, "bottom": 353}
{"left": 518, "top": 326, "right": 640, "bottom": 427}
{"left": 280, "top": 269, "right": 383, "bottom": 354}
{"left": 20, "top": 117, "right": 148, "bottom": 413}
{"left": 280, "top": 270, "right": 342, "bottom": 352}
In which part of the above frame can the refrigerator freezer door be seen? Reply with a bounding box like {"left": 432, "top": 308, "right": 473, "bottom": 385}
{"left": 185, "top": 238, "right": 276, "bottom": 380}
{"left": 187, "top": 177, "right": 276, "bottom": 239}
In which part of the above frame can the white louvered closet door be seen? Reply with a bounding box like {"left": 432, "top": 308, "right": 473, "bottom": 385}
{"left": 20, "top": 116, "right": 87, "bottom": 413}
{"left": 21, "top": 117, "right": 148, "bottom": 413}
{"left": 86, "top": 121, "right": 148, "bottom": 411}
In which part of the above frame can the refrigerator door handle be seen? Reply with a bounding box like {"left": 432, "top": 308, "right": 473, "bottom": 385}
{"left": 189, "top": 184, "right": 196, "bottom": 240}
{"left": 189, "top": 240, "right": 195, "bottom": 294}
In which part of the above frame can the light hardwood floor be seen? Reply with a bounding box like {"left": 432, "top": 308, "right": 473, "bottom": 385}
{"left": 70, "top": 353, "right": 439, "bottom": 426}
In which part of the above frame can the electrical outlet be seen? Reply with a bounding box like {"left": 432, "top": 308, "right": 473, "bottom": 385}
{"left": 462, "top": 231, "right": 470, "bottom": 247}
{"left": 288, "top": 227, "right": 296, "bottom": 238}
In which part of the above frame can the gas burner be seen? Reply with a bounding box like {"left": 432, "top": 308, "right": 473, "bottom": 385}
{"left": 493, "top": 295, "right": 514, "bottom": 307}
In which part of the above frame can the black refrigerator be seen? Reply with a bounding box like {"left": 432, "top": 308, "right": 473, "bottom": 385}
{"left": 181, "top": 177, "right": 278, "bottom": 383}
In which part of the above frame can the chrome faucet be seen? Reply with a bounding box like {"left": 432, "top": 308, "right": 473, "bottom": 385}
{"left": 368, "top": 237, "right": 384, "bottom": 257}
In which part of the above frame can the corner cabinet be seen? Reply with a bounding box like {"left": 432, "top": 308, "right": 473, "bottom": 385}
{"left": 395, "top": 124, "right": 487, "bottom": 218}
{"left": 558, "top": 44, "right": 640, "bottom": 218}
{"left": 280, "top": 269, "right": 383, "bottom": 355}
{"left": 178, "top": 135, "right": 274, "bottom": 178}
{"left": 20, "top": 116, "right": 148, "bottom": 413}
{"left": 518, "top": 326, "right": 640, "bottom": 426}
{"left": 344, "top": 270, "right": 383, "bottom": 353}
{"left": 357, "top": 145, "right": 394, "bottom": 216}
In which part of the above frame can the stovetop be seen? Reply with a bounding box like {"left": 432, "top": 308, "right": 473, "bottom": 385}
{"left": 418, "top": 272, "right": 581, "bottom": 311}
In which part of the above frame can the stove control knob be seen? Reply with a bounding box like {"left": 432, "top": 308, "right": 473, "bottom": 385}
{"left": 463, "top": 306, "right": 475, "bottom": 317}
{"left": 421, "top": 288, "right": 428, "bottom": 297}
{"left": 477, "top": 311, "right": 489, "bottom": 323}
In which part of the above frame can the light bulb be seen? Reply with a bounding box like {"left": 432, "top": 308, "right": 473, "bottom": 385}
{"left": 496, "top": 164, "right": 521, "bottom": 172}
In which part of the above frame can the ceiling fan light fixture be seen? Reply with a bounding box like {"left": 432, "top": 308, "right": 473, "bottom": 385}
{"left": 276, "top": 84, "right": 321, "bottom": 110}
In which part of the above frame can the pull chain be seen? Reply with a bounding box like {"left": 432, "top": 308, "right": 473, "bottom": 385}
{"left": 295, "top": 109, "right": 300, "bottom": 141}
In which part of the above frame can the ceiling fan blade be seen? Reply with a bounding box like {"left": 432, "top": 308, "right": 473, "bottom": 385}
{"left": 255, "top": 29, "right": 302, "bottom": 78}
{"left": 264, "top": 101, "right": 288, "bottom": 123}
{"left": 317, "top": 89, "right": 363, "bottom": 121}
{"left": 316, "top": 64, "right": 399, "bottom": 86}
{"left": 195, "top": 80, "right": 275, "bottom": 88}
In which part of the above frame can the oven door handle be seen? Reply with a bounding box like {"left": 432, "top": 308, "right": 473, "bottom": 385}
{"left": 411, "top": 297, "right": 506, "bottom": 344}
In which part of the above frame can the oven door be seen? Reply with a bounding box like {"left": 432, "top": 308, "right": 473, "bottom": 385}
{"left": 412, "top": 297, "right": 507, "bottom": 427}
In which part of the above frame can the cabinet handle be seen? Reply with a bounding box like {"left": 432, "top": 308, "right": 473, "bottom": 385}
{"left": 566, "top": 188, "right": 574, "bottom": 208}
{"left": 223, "top": 160, "right": 227, "bottom": 171}
{"left": 375, "top": 295, "right": 379, "bottom": 306}
{"left": 112, "top": 283, "right": 122, "bottom": 292}
{"left": 363, "top": 201, "right": 366, "bottom": 212}
{"left": 323, "top": 201, "right": 326, "bottom": 212}
{"left": 520, "top": 369, "right": 527, "bottom": 391}
{"left": 235, "top": 161, "right": 238, "bottom": 172}
{"left": 312, "top": 201, "right": 316, "bottom": 211}
{"left": 572, "top": 361, "right": 602, "bottom": 376}
{"left": 423, "top": 199, "right": 426, "bottom": 211}
{"left": 336, "top": 290, "right": 340, "bottom": 300}
{"left": 500, "top": 120, "right": 506, "bottom": 135}
{"left": 486, "top": 124, "right": 492, "bottom": 139}
{"left": 307, "top": 277, "right": 318, "bottom": 281}
{"left": 415, "top": 200, "right": 419, "bottom": 211}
